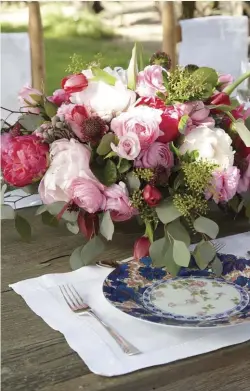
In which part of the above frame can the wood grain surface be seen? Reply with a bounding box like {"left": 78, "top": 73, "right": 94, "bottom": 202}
{"left": 2, "top": 208, "right": 250, "bottom": 391}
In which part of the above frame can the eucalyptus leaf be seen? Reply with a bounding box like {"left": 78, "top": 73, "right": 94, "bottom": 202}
{"left": 118, "top": 159, "right": 131, "bottom": 174}
{"left": 145, "top": 221, "right": 154, "bottom": 243}
{"left": 235, "top": 120, "right": 250, "bottom": 147}
{"left": 173, "top": 240, "right": 191, "bottom": 267}
{"left": 211, "top": 256, "right": 223, "bottom": 277}
{"left": 193, "top": 216, "right": 219, "bottom": 239}
{"left": 163, "top": 238, "right": 181, "bottom": 276}
{"left": 70, "top": 245, "right": 85, "bottom": 270}
{"left": 127, "top": 43, "right": 138, "bottom": 90}
{"left": 100, "top": 211, "right": 114, "bottom": 241}
{"left": 19, "top": 114, "right": 44, "bottom": 131}
{"left": 66, "top": 222, "right": 79, "bottom": 235}
{"left": 80, "top": 236, "right": 106, "bottom": 266}
{"left": 41, "top": 211, "right": 59, "bottom": 227}
{"left": 91, "top": 67, "right": 116, "bottom": 86}
{"left": 193, "top": 66, "right": 218, "bottom": 88}
{"left": 1, "top": 204, "right": 15, "bottom": 220}
{"left": 36, "top": 205, "right": 48, "bottom": 215}
{"left": 15, "top": 213, "right": 31, "bottom": 241}
{"left": 166, "top": 218, "right": 190, "bottom": 246}
{"left": 125, "top": 172, "right": 140, "bottom": 192}
{"left": 96, "top": 133, "right": 116, "bottom": 156}
{"left": 103, "top": 160, "right": 117, "bottom": 186}
{"left": 178, "top": 115, "right": 189, "bottom": 134}
{"left": 149, "top": 237, "right": 168, "bottom": 267}
{"left": 21, "top": 183, "right": 39, "bottom": 194}
{"left": 44, "top": 100, "right": 57, "bottom": 118}
{"left": 156, "top": 198, "right": 182, "bottom": 224}
{"left": 193, "top": 241, "right": 216, "bottom": 270}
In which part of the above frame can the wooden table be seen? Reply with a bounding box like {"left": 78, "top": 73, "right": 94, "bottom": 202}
{"left": 2, "top": 208, "right": 250, "bottom": 391}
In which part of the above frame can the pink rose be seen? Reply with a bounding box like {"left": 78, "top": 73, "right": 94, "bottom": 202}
{"left": 57, "top": 103, "right": 89, "bottom": 140}
{"left": 18, "top": 84, "right": 42, "bottom": 114}
{"left": 218, "top": 74, "right": 233, "bottom": 90}
{"left": 1, "top": 133, "right": 49, "bottom": 187}
{"left": 39, "top": 139, "right": 101, "bottom": 204}
{"left": 111, "top": 106, "right": 163, "bottom": 150}
{"left": 136, "top": 65, "right": 166, "bottom": 97}
{"left": 61, "top": 73, "right": 88, "bottom": 94}
{"left": 135, "top": 142, "right": 174, "bottom": 169}
{"left": 104, "top": 182, "right": 137, "bottom": 222}
{"left": 237, "top": 155, "right": 250, "bottom": 193}
{"left": 178, "top": 101, "right": 215, "bottom": 133}
{"left": 70, "top": 178, "right": 106, "bottom": 213}
{"left": 49, "top": 89, "right": 70, "bottom": 106}
{"left": 111, "top": 132, "right": 141, "bottom": 160}
{"left": 205, "top": 167, "right": 240, "bottom": 203}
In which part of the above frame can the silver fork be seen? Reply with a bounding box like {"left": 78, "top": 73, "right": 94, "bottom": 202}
{"left": 59, "top": 284, "right": 141, "bottom": 356}
{"left": 212, "top": 242, "right": 225, "bottom": 253}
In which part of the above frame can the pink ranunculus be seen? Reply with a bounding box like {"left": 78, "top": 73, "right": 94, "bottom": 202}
{"left": 178, "top": 101, "right": 215, "bottom": 133}
{"left": 1, "top": 133, "right": 49, "bottom": 187}
{"left": 49, "top": 89, "right": 70, "bottom": 106}
{"left": 39, "top": 139, "right": 102, "bottom": 204}
{"left": 205, "top": 166, "right": 240, "bottom": 203}
{"left": 61, "top": 73, "right": 88, "bottom": 94}
{"left": 111, "top": 106, "right": 163, "bottom": 150}
{"left": 218, "top": 74, "right": 234, "bottom": 90}
{"left": 57, "top": 103, "right": 89, "bottom": 140}
{"left": 104, "top": 182, "right": 137, "bottom": 222}
{"left": 136, "top": 65, "right": 166, "bottom": 97}
{"left": 135, "top": 141, "right": 174, "bottom": 169}
{"left": 111, "top": 132, "right": 141, "bottom": 160}
{"left": 18, "top": 84, "right": 43, "bottom": 114}
{"left": 237, "top": 155, "right": 250, "bottom": 193}
{"left": 70, "top": 178, "right": 106, "bottom": 213}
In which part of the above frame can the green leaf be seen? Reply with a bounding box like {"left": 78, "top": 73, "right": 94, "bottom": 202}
{"left": 173, "top": 240, "right": 191, "bottom": 267}
{"left": 145, "top": 221, "right": 154, "bottom": 243}
{"left": 66, "top": 222, "right": 79, "bottom": 234}
{"left": 91, "top": 67, "right": 116, "bottom": 86}
{"left": 235, "top": 120, "right": 250, "bottom": 147}
{"left": 245, "top": 202, "right": 250, "bottom": 219}
{"left": 211, "top": 256, "right": 223, "bottom": 277}
{"left": 81, "top": 236, "right": 106, "bottom": 266}
{"left": 100, "top": 211, "right": 114, "bottom": 241}
{"left": 178, "top": 115, "right": 189, "bottom": 134}
{"left": 69, "top": 245, "right": 85, "bottom": 270}
{"left": 41, "top": 211, "right": 59, "bottom": 227}
{"left": 125, "top": 172, "right": 140, "bottom": 192}
{"left": 193, "top": 241, "right": 216, "bottom": 270}
{"left": 149, "top": 237, "right": 168, "bottom": 267}
{"left": 19, "top": 114, "right": 44, "bottom": 131}
{"left": 193, "top": 216, "right": 219, "bottom": 239}
{"left": 15, "top": 213, "right": 31, "bottom": 241}
{"left": 156, "top": 198, "right": 182, "bottom": 224}
{"left": 21, "top": 183, "right": 39, "bottom": 194}
{"left": 193, "top": 67, "right": 218, "bottom": 88}
{"left": 163, "top": 237, "right": 181, "bottom": 276}
{"left": 207, "top": 103, "right": 238, "bottom": 112}
{"left": 118, "top": 159, "right": 131, "bottom": 174}
{"left": 103, "top": 160, "right": 117, "bottom": 186}
{"left": 166, "top": 218, "right": 191, "bottom": 246}
{"left": 127, "top": 43, "right": 138, "bottom": 90}
{"left": 104, "top": 151, "right": 117, "bottom": 159}
{"left": 96, "top": 133, "right": 116, "bottom": 156}
{"left": 36, "top": 205, "right": 48, "bottom": 215}
{"left": 36, "top": 202, "right": 78, "bottom": 222}
{"left": 1, "top": 204, "right": 15, "bottom": 220}
{"left": 137, "top": 42, "right": 144, "bottom": 71}
{"left": 44, "top": 99, "right": 58, "bottom": 118}
{"left": 29, "top": 94, "right": 43, "bottom": 104}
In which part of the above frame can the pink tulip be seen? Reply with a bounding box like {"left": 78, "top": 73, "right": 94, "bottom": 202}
{"left": 61, "top": 73, "right": 88, "bottom": 94}
{"left": 133, "top": 236, "right": 151, "bottom": 259}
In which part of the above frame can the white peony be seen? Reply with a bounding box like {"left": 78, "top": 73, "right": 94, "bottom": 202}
{"left": 71, "top": 67, "right": 135, "bottom": 121}
{"left": 179, "top": 126, "right": 235, "bottom": 170}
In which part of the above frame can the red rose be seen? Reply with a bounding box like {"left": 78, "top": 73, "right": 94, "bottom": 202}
{"left": 61, "top": 73, "right": 88, "bottom": 94}
{"left": 143, "top": 184, "right": 162, "bottom": 207}
{"left": 1, "top": 134, "right": 49, "bottom": 187}
{"left": 133, "top": 236, "right": 151, "bottom": 260}
{"left": 136, "top": 97, "right": 180, "bottom": 143}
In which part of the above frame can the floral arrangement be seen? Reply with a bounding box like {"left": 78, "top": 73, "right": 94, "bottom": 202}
{"left": 1, "top": 45, "right": 250, "bottom": 275}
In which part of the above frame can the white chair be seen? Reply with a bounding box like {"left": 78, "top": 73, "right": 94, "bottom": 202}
{"left": 178, "top": 16, "right": 248, "bottom": 79}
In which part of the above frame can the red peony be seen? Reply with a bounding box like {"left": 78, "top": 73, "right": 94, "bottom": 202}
{"left": 234, "top": 136, "right": 250, "bottom": 159}
{"left": 136, "top": 97, "right": 180, "bottom": 143}
{"left": 143, "top": 184, "right": 162, "bottom": 207}
{"left": 1, "top": 134, "right": 49, "bottom": 187}
{"left": 61, "top": 73, "right": 88, "bottom": 94}
{"left": 133, "top": 236, "right": 151, "bottom": 260}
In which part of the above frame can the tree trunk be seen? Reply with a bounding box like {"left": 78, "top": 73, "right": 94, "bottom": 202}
{"left": 162, "top": 2, "right": 176, "bottom": 69}
{"left": 181, "top": 1, "right": 196, "bottom": 19}
{"left": 28, "top": 1, "right": 45, "bottom": 91}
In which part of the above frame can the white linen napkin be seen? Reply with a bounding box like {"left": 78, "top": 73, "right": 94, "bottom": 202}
{"left": 10, "top": 232, "right": 250, "bottom": 377}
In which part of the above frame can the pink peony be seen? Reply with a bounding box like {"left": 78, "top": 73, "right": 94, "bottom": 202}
{"left": 218, "top": 74, "right": 233, "bottom": 90}
{"left": 57, "top": 103, "right": 89, "bottom": 140}
{"left": 136, "top": 65, "right": 166, "bottom": 97}
{"left": 111, "top": 132, "right": 141, "bottom": 160}
{"left": 49, "top": 89, "right": 70, "bottom": 106}
{"left": 111, "top": 106, "right": 163, "bottom": 150}
{"left": 178, "top": 101, "right": 215, "bottom": 133}
{"left": 205, "top": 166, "right": 240, "bottom": 203}
{"left": 1, "top": 133, "right": 49, "bottom": 187}
{"left": 18, "top": 84, "right": 42, "bottom": 114}
{"left": 61, "top": 73, "right": 88, "bottom": 94}
{"left": 135, "top": 141, "right": 174, "bottom": 169}
{"left": 70, "top": 178, "right": 106, "bottom": 213}
{"left": 104, "top": 182, "right": 137, "bottom": 222}
{"left": 237, "top": 155, "right": 250, "bottom": 193}
{"left": 39, "top": 139, "right": 102, "bottom": 204}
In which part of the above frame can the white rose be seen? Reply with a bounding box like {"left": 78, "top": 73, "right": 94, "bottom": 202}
{"left": 179, "top": 126, "right": 235, "bottom": 170}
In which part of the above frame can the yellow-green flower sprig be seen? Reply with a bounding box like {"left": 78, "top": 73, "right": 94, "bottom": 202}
{"left": 66, "top": 53, "right": 103, "bottom": 74}
{"left": 131, "top": 189, "right": 159, "bottom": 225}
{"left": 133, "top": 168, "right": 154, "bottom": 182}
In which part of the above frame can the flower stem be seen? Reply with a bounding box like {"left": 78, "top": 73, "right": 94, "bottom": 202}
{"left": 224, "top": 71, "right": 250, "bottom": 96}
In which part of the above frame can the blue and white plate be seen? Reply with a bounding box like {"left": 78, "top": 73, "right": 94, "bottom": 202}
{"left": 103, "top": 254, "right": 250, "bottom": 328}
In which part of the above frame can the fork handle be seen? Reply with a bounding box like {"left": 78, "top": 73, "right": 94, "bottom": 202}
{"left": 87, "top": 309, "right": 141, "bottom": 356}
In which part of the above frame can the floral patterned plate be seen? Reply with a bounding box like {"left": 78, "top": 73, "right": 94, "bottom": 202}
{"left": 102, "top": 254, "right": 250, "bottom": 328}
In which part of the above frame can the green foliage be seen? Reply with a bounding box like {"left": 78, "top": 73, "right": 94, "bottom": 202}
{"left": 155, "top": 198, "right": 182, "bottom": 224}
{"left": 133, "top": 168, "right": 154, "bottom": 182}
{"left": 178, "top": 115, "right": 189, "bottom": 134}
{"left": 96, "top": 133, "right": 116, "bottom": 156}
{"left": 193, "top": 216, "right": 219, "bottom": 239}
{"left": 131, "top": 190, "right": 158, "bottom": 225}
{"left": 91, "top": 67, "right": 116, "bottom": 85}
{"left": 127, "top": 43, "right": 139, "bottom": 90}
{"left": 235, "top": 120, "right": 250, "bottom": 148}
{"left": 69, "top": 236, "right": 106, "bottom": 270}
{"left": 41, "top": 211, "right": 59, "bottom": 227}
{"left": 66, "top": 53, "right": 103, "bottom": 74}
{"left": 193, "top": 241, "right": 216, "bottom": 270}
{"left": 15, "top": 214, "right": 32, "bottom": 242}
{"left": 99, "top": 211, "right": 114, "bottom": 241}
